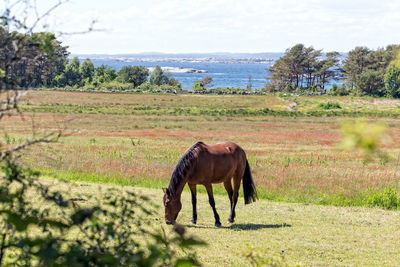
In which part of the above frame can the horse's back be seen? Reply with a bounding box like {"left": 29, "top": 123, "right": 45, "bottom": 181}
{"left": 189, "top": 142, "right": 246, "bottom": 184}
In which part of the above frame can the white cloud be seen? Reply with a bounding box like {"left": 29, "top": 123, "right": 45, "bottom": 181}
{"left": 25, "top": 0, "right": 400, "bottom": 53}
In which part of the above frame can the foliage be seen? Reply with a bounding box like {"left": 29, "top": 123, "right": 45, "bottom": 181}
{"left": 117, "top": 65, "right": 149, "bottom": 87}
{"left": 0, "top": 156, "right": 205, "bottom": 266}
{"left": 318, "top": 101, "right": 341, "bottom": 110}
{"left": 342, "top": 45, "right": 400, "bottom": 96}
{"left": 366, "top": 187, "right": 400, "bottom": 210}
{"left": 147, "top": 65, "right": 181, "bottom": 89}
{"left": 199, "top": 76, "right": 213, "bottom": 88}
{"left": 268, "top": 44, "right": 340, "bottom": 92}
{"left": 93, "top": 65, "right": 117, "bottom": 85}
{"left": 339, "top": 120, "right": 389, "bottom": 163}
{"left": 79, "top": 58, "right": 95, "bottom": 85}
{"left": 0, "top": 1, "right": 203, "bottom": 266}
{"left": 149, "top": 66, "right": 167, "bottom": 86}
{"left": 0, "top": 28, "right": 68, "bottom": 88}
{"left": 192, "top": 76, "right": 213, "bottom": 92}
{"left": 384, "top": 53, "right": 400, "bottom": 97}
{"left": 328, "top": 84, "right": 350, "bottom": 96}
{"left": 53, "top": 57, "right": 81, "bottom": 87}
{"left": 192, "top": 81, "right": 206, "bottom": 92}
{"left": 355, "top": 70, "right": 385, "bottom": 97}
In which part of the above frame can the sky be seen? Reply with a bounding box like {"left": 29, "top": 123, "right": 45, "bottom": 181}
{"left": 4, "top": 0, "right": 400, "bottom": 54}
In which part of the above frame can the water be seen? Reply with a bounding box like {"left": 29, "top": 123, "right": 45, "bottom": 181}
{"left": 76, "top": 53, "right": 284, "bottom": 89}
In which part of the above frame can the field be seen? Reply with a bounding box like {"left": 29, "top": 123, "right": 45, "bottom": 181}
{"left": 3, "top": 91, "right": 400, "bottom": 265}
{"left": 5, "top": 91, "right": 400, "bottom": 207}
{"left": 44, "top": 178, "right": 400, "bottom": 266}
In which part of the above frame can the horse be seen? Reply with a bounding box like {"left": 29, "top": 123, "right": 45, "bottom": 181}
{"left": 162, "top": 141, "right": 257, "bottom": 226}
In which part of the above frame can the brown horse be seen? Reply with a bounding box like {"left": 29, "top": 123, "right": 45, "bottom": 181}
{"left": 163, "top": 141, "right": 257, "bottom": 226}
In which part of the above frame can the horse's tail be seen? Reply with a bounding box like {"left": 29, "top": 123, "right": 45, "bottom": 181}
{"left": 243, "top": 159, "right": 257, "bottom": 204}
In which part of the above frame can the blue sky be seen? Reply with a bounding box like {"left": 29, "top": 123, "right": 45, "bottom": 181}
{"left": 5, "top": 0, "right": 400, "bottom": 54}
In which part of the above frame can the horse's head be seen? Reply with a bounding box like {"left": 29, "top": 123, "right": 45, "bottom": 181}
{"left": 163, "top": 188, "right": 182, "bottom": 224}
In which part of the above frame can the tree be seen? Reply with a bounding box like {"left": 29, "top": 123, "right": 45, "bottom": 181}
{"left": 149, "top": 65, "right": 168, "bottom": 86}
{"left": 61, "top": 57, "right": 81, "bottom": 87}
{"left": 166, "top": 76, "right": 181, "bottom": 88}
{"left": 192, "top": 76, "right": 213, "bottom": 92}
{"left": 356, "top": 70, "right": 385, "bottom": 96}
{"left": 315, "top": 51, "right": 341, "bottom": 90}
{"left": 79, "top": 58, "right": 95, "bottom": 85}
{"left": 0, "top": 1, "right": 204, "bottom": 265}
{"left": 148, "top": 65, "right": 181, "bottom": 88}
{"left": 384, "top": 53, "right": 400, "bottom": 97}
{"left": 192, "top": 81, "right": 206, "bottom": 92}
{"left": 341, "top": 45, "right": 400, "bottom": 96}
{"left": 0, "top": 29, "right": 68, "bottom": 88}
{"left": 200, "top": 76, "right": 213, "bottom": 88}
{"left": 117, "top": 65, "right": 149, "bottom": 87}
{"left": 268, "top": 44, "right": 340, "bottom": 92}
{"left": 93, "top": 64, "right": 117, "bottom": 84}
{"left": 342, "top": 47, "right": 371, "bottom": 89}
{"left": 247, "top": 75, "right": 253, "bottom": 90}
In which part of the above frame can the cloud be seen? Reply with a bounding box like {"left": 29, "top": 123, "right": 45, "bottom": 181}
{"left": 31, "top": 0, "right": 400, "bottom": 53}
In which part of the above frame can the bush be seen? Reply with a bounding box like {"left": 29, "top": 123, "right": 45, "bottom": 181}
{"left": 318, "top": 101, "right": 342, "bottom": 109}
{"left": 0, "top": 155, "right": 205, "bottom": 266}
{"left": 328, "top": 84, "right": 350, "bottom": 96}
{"left": 117, "top": 66, "right": 149, "bottom": 87}
{"left": 355, "top": 70, "right": 385, "bottom": 97}
{"left": 366, "top": 187, "right": 400, "bottom": 209}
{"left": 97, "top": 81, "right": 135, "bottom": 91}
{"left": 384, "top": 60, "right": 400, "bottom": 98}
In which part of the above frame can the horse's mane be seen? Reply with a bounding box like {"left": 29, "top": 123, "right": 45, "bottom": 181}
{"left": 168, "top": 142, "right": 204, "bottom": 196}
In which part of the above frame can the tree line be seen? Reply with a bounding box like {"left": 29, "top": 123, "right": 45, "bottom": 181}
{"left": 2, "top": 27, "right": 400, "bottom": 97}
{"left": 0, "top": 28, "right": 182, "bottom": 91}
{"left": 268, "top": 43, "right": 400, "bottom": 97}
{"left": 52, "top": 57, "right": 181, "bottom": 90}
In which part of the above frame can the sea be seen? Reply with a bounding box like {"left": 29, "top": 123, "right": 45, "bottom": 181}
{"left": 75, "top": 53, "right": 284, "bottom": 90}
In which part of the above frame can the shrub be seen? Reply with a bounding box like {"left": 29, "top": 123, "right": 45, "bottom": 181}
{"left": 328, "top": 84, "right": 350, "bottom": 96}
{"left": 0, "top": 156, "right": 205, "bottom": 265}
{"left": 117, "top": 66, "right": 149, "bottom": 87}
{"left": 366, "top": 187, "right": 400, "bottom": 209}
{"left": 318, "top": 101, "right": 341, "bottom": 109}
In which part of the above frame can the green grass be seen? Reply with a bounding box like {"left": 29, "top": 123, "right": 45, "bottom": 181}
{"left": 19, "top": 91, "right": 400, "bottom": 118}
{"left": 44, "top": 179, "right": 400, "bottom": 266}
{"left": 4, "top": 91, "right": 400, "bottom": 210}
{"left": 37, "top": 167, "right": 400, "bottom": 210}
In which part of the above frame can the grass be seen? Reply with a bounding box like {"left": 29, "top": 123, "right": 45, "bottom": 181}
{"left": 3, "top": 91, "right": 400, "bottom": 209}
{"left": 45, "top": 179, "right": 400, "bottom": 266}
{"left": 5, "top": 90, "right": 400, "bottom": 265}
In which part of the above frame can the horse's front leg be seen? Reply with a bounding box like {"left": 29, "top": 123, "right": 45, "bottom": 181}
{"left": 205, "top": 184, "right": 221, "bottom": 227}
{"left": 188, "top": 183, "right": 197, "bottom": 224}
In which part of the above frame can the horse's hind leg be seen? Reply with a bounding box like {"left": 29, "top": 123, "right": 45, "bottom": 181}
{"left": 229, "top": 174, "right": 241, "bottom": 223}
{"left": 205, "top": 184, "right": 221, "bottom": 227}
{"left": 224, "top": 180, "right": 234, "bottom": 223}
{"left": 188, "top": 183, "right": 197, "bottom": 224}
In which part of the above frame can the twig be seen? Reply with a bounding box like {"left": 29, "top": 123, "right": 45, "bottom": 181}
{"left": 0, "top": 232, "right": 6, "bottom": 266}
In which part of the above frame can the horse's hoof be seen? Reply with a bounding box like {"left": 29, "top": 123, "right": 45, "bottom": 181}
{"left": 227, "top": 219, "right": 234, "bottom": 223}
{"left": 190, "top": 220, "right": 196, "bottom": 225}
{"left": 215, "top": 222, "right": 222, "bottom": 227}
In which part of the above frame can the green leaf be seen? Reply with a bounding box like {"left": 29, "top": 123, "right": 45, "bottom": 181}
{"left": 175, "top": 258, "right": 196, "bottom": 267}
{"left": 71, "top": 208, "right": 94, "bottom": 225}
{"left": 0, "top": 210, "right": 39, "bottom": 231}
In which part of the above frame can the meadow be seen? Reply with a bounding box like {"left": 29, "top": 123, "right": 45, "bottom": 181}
{"left": 3, "top": 91, "right": 400, "bottom": 208}
{"left": 4, "top": 90, "right": 400, "bottom": 265}
{"left": 41, "top": 178, "right": 400, "bottom": 266}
